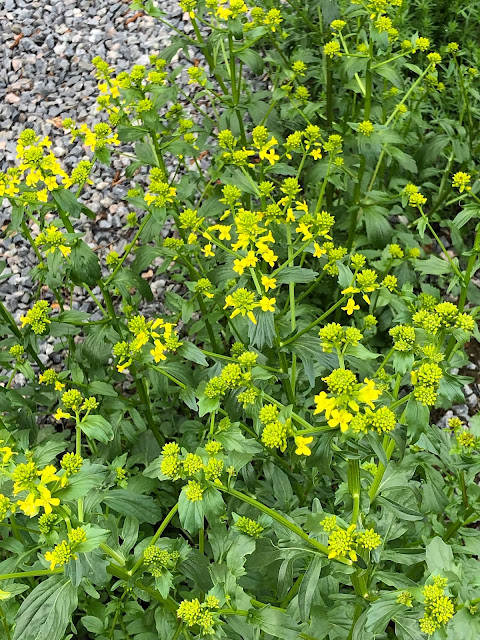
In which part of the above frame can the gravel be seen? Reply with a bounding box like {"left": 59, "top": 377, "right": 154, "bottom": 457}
{"left": 0, "top": 0, "right": 195, "bottom": 334}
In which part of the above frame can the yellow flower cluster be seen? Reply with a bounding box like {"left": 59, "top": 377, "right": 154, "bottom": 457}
{"left": 45, "top": 526, "right": 87, "bottom": 570}
{"left": 259, "top": 404, "right": 293, "bottom": 452}
{"left": 327, "top": 523, "right": 381, "bottom": 561}
{"left": 113, "top": 315, "right": 182, "bottom": 372}
{"left": 0, "top": 452, "right": 61, "bottom": 518}
{"left": 63, "top": 119, "right": 119, "bottom": 153}
{"left": 177, "top": 595, "right": 220, "bottom": 634}
{"left": 20, "top": 300, "right": 51, "bottom": 335}
{"left": 53, "top": 389, "right": 98, "bottom": 421}
{"left": 144, "top": 167, "right": 177, "bottom": 208}
{"left": 419, "top": 577, "right": 454, "bottom": 635}
{"left": 14, "top": 129, "right": 68, "bottom": 201}
{"left": 160, "top": 440, "right": 224, "bottom": 493}
{"left": 314, "top": 368, "right": 382, "bottom": 433}
{"left": 34, "top": 225, "right": 71, "bottom": 258}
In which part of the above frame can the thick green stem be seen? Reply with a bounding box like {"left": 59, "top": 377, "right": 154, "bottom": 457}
{"left": 280, "top": 297, "right": 346, "bottom": 346}
{"left": 217, "top": 484, "right": 353, "bottom": 566}
{"left": 368, "top": 439, "right": 396, "bottom": 501}
{"left": 348, "top": 458, "right": 361, "bottom": 526}
{"left": 130, "top": 503, "right": 179, "bottom": 576}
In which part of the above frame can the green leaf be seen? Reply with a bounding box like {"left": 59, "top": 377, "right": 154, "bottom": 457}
{"left": 365, "top": 595, "right": 403, "bottom": 633}
{"left": 415, "top": 255, "right": 452, "bottom": 276}
{"left": 249, "top": 310, "right": 276, "bottom": 349}
{"left": 56, "top": 464, "right": 108, "bottom": 501}
{"left": 298, "top": 556, "right": 324, "bottom": 620}
{"left": 364, "top": 207, "right": 393, "bottom": 246}
{"left": 80, "top": 415, "right": 114, "bottom": 443}
{"left": 117, "top": 125, "right": 149, "bottom": 142}
{"left": 385, "top": 146, "right": 417, "bottom": 173}
{"left": 248, "top": 607, "right": 301, "bottom": 640}
{"left": 235, "top": 49, "right": 264, "bottom": 74}
{"left": 375, "top": 64, "right": 403, "bottom": 88}
{"left": 451, "top": 204, "right": 480, "bottom": 230}
{"left": 102, "top": 490, "right": 162, "bottom": 524}
{"left": 52, "top": 188, "right": 82, "bottom": 217}
{"left": 377, "top": 496, "right": 424, "bottom": 521}
{"left": 290, "top": 334, "right": 337, "bottom": 387}
{"left": 75, "top": 524, "right": 110, "bottom": 553}
{"left": 178, "top": 342, "right": 208, "bottom": 366}
{"left": 87, "top": 381, "right": 118, "bottom": 397}
{"left": 178, "top": 486, "right": 205, "bottom": 533}
{"left": 275, "top": 267, "right": 318, "bottom": 285}
{"left": 13, "top": 576, "right": 78, "bottom": 640}
{"left": 81, "top": 616, "right": 105, "bottom": 634}
{"left": 70, "top": 240, "right": 101, "bottom": 287}
{"left": 135, "top": 141, "right": 158, "bottom": 166}
{"left": 426, "top": 537, "right": 455, "bottom": 574}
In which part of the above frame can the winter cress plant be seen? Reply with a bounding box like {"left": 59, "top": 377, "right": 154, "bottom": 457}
{"left": 1, "top": 0, "right": 480, "bottom": 639}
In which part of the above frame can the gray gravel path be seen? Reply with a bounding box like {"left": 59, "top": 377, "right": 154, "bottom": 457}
{"left": 0, "top": 1, "right": 191, "bottom": 324}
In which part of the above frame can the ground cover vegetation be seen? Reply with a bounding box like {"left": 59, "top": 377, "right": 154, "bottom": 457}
{"left": 1, "top": 0, "right": 480, "bottom": 638}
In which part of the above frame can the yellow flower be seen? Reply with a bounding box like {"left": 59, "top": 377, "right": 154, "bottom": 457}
{"left": 34, "top": 485, "right": 60, "bottom": 514}
{"left": 357, "top": 378, "right": 381, "bottom": 409}
{"left": 150, "top": 340, "right": 167, "bottom": 362}
{"left": 54, "top": 408, "right": 72, "bottom": 420}
{"left": 202, "top": 244, "right": 215, "bottom": 257}
{"left": 54, "top": 380, "right": 65, "bottom": 391}
{"left": 285, "top": 208, "right": 296, "bottom": 223}
{"left": 342, "top": 298, "right": 360, "bottom": 315}
{"left": 17, "top": 493, "right": 40, "bottom": 517}
{"left": 295, "top": 436, "right": 313, "bottom": 456}
{"left": 296, "top": 222, "right": 313, "bottom": 241}
{"left": 314, "top": 391, "right": 336, "bottom": 419}
{"left": 328, "top": 408, "right": 353, "bottom": 432}
{"left": 0, "top": 447, "right": 16, "bottom": 464}
{"left": 313, "top": 242, "right": 326, "bottom": 258}
{"left": 311, "top": 149, "right": 323, "bottom": 160}
{"left": 38, "top": 465, "right": 60, "bottom": 484}
{"left": 259, "top": 297, "right": 276, "bottom": 312}
{"left": 261, "top": 275, "right": 277, "bottom": 292}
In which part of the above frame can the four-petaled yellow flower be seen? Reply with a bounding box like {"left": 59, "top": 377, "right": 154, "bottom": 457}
{"left": 328, "top": 408, "right": 353, "bottom": 432}
{"left": 259, "top": 297, "right": 276, "bottom": 312}
{"left": 34, "top": 486, "right": 60, "bottom": 514}
{"left": 342, "top": 298, "right": 360, "bottom": 315}
{"left": 314, "top": 391, "right": 336, "bottom": 419}
{"left": 54, "top": 408, "right": 72, "bottom": 420}
{"left": 17, "top": 493, "right": 39, "bottom": 517}
{"left": 202, "top": 244, "right": 215, "bottom": 257}
{"left": 261, "top": 275, "right": 277, "bottom": 292}
{"left": 38, "top": 465, "right": 60, "bottom": 485}
{"left": 314, "top": 242, "right": 326, "bottom": 258}
{"left": 150, "top": 340, "right": 167, "bottom": 362}
{"left": 295, "top": 436, "right": 313, "bottom": 456}
{"left": 357, "top": 378, "right": 381, "bottom": 409}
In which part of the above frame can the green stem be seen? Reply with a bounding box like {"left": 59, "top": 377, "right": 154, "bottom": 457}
{"left": 368, "top": 438, "right": 396, "bottom": 501}
{"left": 0, "top": 569, "right": 63, "bottom": 580}
{"left": 100, "top": 543, "right": 125, "bottom": 566}
{"left": 76, "top": 424, "right": 84, "bottom": 523}
{"left": 280, "top": 297, "right": 346, "bottom": 346}
{"left": 0, "top": 604, "right": 11, "bottom": 640}
{"left": 217, "top": 484, "right": 353, "bottom": 566}
{"left": 130, "top": 503, "right": 179, "bottom": 576}
{"left": 348, "top": 458, "right": 361, "bottom": 526}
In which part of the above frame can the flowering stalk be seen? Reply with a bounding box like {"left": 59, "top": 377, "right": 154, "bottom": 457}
{"left": 216, "top": 483, "right": 353, "bottom": 566}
